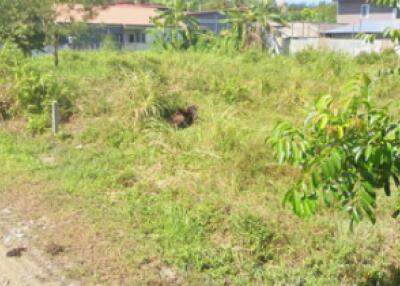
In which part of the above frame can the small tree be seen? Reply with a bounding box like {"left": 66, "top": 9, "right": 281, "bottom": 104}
{"left": 0, "top": 0, "right": 105, "bottom": 66}
{"left": 268, "top": 74, "right": 400, "bottom": 228}
{"left": 0, "top": 0, "right": 47, "bottom": 55}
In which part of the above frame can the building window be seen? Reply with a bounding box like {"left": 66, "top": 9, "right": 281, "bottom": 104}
{"left": 135, "top": 31, "right": 141, "bottom": 43}
{"left": 361, "top": 4, "right": 370, "bottom": 18}
{"left": 129, "top": 31, "right": 146, "bottom": 44}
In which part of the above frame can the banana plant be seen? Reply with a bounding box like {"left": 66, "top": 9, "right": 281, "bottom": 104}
{"left": 247, "top": 0, "right": 285, "bottom": 50}
{"left": 151, "top": 0, "right": 199, "bottom": 50}
{"left": 221, "top": 0, "right": 285, "bottom": 51}
{"left": 220, "top": 8, "right": 249, "bottom": 50}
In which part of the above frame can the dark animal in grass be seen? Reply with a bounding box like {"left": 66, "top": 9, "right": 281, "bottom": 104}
{"left": 171, "top": 105, "right": 198, "bottom": 128}
{"left": 6, "top": 247, "right": 27, "bottom": 257}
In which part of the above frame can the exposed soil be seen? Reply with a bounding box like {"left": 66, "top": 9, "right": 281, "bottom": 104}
{"left": 0, "top": 208, "right": 74, "bottom": 286}
{"left": 0, "top": 177, "right": 183, "bottom": 285}
{"left": 0, "top": 181, "right": 111, "bottom": 286}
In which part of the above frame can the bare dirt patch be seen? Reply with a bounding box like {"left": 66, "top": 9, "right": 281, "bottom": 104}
{"left": 0, "top": 207, "right": 72, "bottom": 286}
{"left": 0, "top": 178, "right": 180, "bottom": 285}
{"left": 0, "top": 180, "right": 122, "bottom": 285}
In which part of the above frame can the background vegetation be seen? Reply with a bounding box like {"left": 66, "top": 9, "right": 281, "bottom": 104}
{"left": 283, "top": 2, "right": 336, "bottom": 23}
{"left": 1, "top": 0, "right": 400, "bottom": 284}
{"left": 1, "top": 46, "right": 400, "bottom": 285}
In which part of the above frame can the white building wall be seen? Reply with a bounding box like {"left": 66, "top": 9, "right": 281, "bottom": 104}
{"left": 287, "top": 38, "right": 395, "bottom": 55}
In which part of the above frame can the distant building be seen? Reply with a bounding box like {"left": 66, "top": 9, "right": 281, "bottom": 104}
{"left": 336, "top": 0, "right": 399, "bottom": 24}
{"left": 187, "top": 11, "right": 228, "bottom": 34}
{"left": 56, "top": 3, "right": 165, "bottom": 50}
{"left": 56, "top": 3, "right": 228, "bottom": 50}
{"left": 277, "top": 0, "right": 400, "bottom": 55}
{"left": 323, "top": 0, "right": 400, "bottom": 38}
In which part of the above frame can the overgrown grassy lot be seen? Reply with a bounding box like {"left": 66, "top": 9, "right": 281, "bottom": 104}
{"left": 1, "top": 48, "right": 400, "bottom": 285}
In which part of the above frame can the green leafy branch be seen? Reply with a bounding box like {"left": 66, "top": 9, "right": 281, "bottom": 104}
{"left": 267, "top": 74, "right": 400, "bottom": 228}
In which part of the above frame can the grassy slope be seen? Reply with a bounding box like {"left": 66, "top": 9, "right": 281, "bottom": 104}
{"left": 1, "top": 49, "right": 400, "bottom": 285}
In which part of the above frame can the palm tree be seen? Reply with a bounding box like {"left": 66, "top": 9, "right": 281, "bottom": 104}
{"left": 222, "top": 0, "right": 285, "bottom": 52}
{"left": 220, "top": 8, "right": 249, "bottom": 50}
{"left": 247, "top": 0, "right": 285, "bottom": 50}
{"left": 151, "top": 0, "right": 199, "bottom": 50}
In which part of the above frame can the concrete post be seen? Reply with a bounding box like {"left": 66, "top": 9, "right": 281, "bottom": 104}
{"left": 52, "top": 101, "right": 60, "bottom": 135}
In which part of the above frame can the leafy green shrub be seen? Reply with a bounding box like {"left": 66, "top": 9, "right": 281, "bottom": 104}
{"left": 0, "top": 42, "right": 25, "bottom": 77}
{"left": 0, "top": 42, "right": 25, "bottom": 119}
{"left": 0, "top": 43, "right": 74, "bottom": 132}
{"left": 268, "top": 74, "right": 400, "bottom": 228}
{"left": 15, "top": 66, "right": 72, "bottom": 116}
{"left": 26, "top": 113, "right": 49, "bottom": 135}
{"left": 13, "top": 65, "right": 72, "bottom": 133}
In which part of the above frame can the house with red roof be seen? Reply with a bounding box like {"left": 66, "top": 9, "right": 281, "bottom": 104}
{"left": 56, "top": 2, "right": 166, "bottom": 50}
{"left": 56, "top": 2, "right": 228, "bottom": 51}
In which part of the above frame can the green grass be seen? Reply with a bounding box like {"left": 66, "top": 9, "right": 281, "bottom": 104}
{"left": 1, "top": 48, "right": 400, "bottom": 285}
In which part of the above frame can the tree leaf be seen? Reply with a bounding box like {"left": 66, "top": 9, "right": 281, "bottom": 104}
{"left": 319, "top": 114, "right": 329, "bottom": 130}
{"left": 315, "top": 94, "right": 333, "bottom": 112}
{"left": 337, "top": 126, "right": 344, "bottom": 139}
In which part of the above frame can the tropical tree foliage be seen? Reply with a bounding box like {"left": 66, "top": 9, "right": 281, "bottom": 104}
{"left": 151, "top": 0, "right": 199, "bottom": 50}
{"left": 268, "top": 74, "right": 400, "bottom": 228}
{"left": 0, "top": 0, "right": 105, "bottom": 65}
{"left": 283, "top": 2, "right": 337, "bottom": 23}
{"left": 0, "top": 0, "right": 48, "bottom": 55}
{"left": 221, "top": 0, "right": 285, "bottom": 52}
{"left": 370, "top": 0, "right": 400, "bottom": 45}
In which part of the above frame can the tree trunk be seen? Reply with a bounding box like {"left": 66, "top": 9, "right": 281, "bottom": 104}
{"left": 53, "top": 34, "right": 59, "bottom": 67}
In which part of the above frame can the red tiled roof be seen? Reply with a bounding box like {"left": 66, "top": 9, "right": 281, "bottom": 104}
{"left": 56, "top": 3, "right": 165, "bottom": 26}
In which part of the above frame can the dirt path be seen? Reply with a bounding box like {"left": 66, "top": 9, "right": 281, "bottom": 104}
{"left": 0, "top": 209, "right": 75, "bottom": 286}
{"left": 0, "top": 181, "right": 145, "bottom": 285}
{"left": 0, "top": 242, "right": 61, "bottom": 286}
